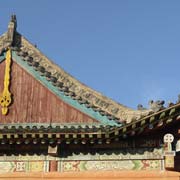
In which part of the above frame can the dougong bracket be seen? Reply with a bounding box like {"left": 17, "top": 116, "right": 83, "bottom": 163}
{"left": 0, "top": 48, "right": 12, "bottom": 115}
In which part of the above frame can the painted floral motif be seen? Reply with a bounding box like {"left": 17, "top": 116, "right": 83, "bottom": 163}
{"left": 149, "top": 160, "right": 160, "bottom": 169}
{"left": 62, "top": 161, "right": 81, "bottom": 172}
{"left": 16, "top": 162, "right": 26, "bottom": 172}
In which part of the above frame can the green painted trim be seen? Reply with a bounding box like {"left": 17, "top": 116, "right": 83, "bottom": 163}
{"left": 0, "top": 53, "right": 5, "bottom": 62}
{"left": 12, "top": 51, "right": 121, "bottom": 126}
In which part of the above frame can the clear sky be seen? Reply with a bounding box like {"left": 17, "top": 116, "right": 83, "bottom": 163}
{"left": 1, "top": 0, "right": 180, "bottom": 109}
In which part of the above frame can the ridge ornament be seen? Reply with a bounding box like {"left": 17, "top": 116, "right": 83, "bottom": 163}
{"left": 0, "top": 48, "right": 12, "bottom": 115}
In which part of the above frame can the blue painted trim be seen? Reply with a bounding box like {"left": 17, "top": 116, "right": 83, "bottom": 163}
{"left": 12, "top": 51, "right": 121, "bottom": 126}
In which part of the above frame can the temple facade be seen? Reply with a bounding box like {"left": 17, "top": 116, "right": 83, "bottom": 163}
{"left": 0, "top": 16, "right": 179, "bottom": 179}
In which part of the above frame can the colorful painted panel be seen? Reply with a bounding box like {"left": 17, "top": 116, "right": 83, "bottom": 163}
{"left": 59, "top": 160, "right": 162, "bottom": 172}
{"left": 0, "top": 161, "right": 49, "bottom": 173}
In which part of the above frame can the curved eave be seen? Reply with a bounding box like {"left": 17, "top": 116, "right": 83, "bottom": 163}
{"left": 0, "top": 123, "right": 113, "bottom": 145}
{"left": 109, "top": 102, "right": 180, "bottom": 138}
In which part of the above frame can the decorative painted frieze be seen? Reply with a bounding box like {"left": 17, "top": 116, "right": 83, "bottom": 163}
{"left": 59, "top": 160, "right": 162, "bottom": 172}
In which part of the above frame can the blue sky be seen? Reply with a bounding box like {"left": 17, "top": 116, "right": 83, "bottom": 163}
{"left": 1, "top": 0, "right": 180, "bottom": 109}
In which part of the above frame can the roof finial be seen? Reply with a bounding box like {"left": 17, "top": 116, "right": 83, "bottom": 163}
{"left": 10, "top": 14, "right": 17, "bottom": 29}
{"left": 7, "top": 14, "right": 17, "bottom": 46}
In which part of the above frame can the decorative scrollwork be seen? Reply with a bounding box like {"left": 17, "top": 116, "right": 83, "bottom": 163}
{"left": 0, "top": 48, "right": 12, "bottom": 115}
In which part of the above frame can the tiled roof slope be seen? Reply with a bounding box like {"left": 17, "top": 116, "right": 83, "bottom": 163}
{"left": 0, "top": 15, "right": 155, "bottom": 123}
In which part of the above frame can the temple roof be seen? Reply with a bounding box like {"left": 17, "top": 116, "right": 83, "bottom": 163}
{"left": 0, "top": 15, "right": 153, "bottom": 124}
{"left": 0, "top": 16, "right": 179, "bottom": 144}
